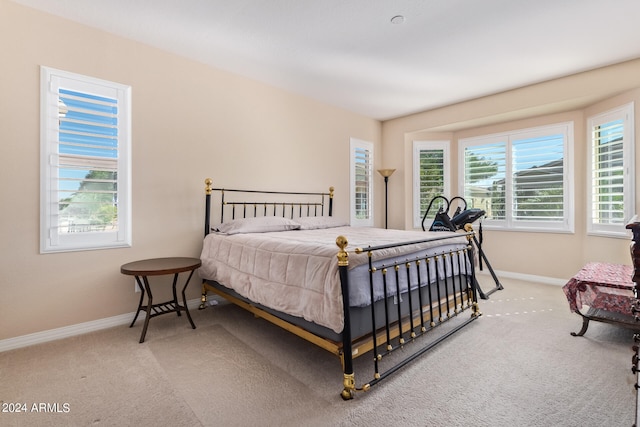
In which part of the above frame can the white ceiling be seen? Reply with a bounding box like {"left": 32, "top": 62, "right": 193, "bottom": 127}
{"left": 12, "top": 0, "right": 640, "bottom": 120}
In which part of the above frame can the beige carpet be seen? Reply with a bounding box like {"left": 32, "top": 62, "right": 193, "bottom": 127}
{"left": 148, "top": 325, "right": 331, "bottom": 426}
{"left": 0, "top": 325, "right": 199, "bottom": 427}
{"left": 0, "top": 277, "right": 637, "bottom": 426}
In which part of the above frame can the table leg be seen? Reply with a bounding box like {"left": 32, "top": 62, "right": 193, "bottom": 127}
{"left": 182, "top": 269, "right": 197, "bottom": 330}
{"left": 172, "top": 273, "right": 181, "bottom": 317}
{"left": 130, "top": 276, "right": 146, "bottom": 328}
{"left": 140, "top": 276, "right": 153, "bottom": 343}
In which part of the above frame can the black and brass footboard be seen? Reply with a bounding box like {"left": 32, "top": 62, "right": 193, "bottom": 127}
{"left": 336, "top": 231, "right": 481, "bottom": 400}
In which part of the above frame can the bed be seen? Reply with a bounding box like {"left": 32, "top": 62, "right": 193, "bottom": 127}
{"left": 198, "top": 178, "right": 482, "bottom": 399}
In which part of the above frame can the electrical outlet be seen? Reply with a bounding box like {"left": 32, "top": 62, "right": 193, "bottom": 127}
{"left": 134, "top": 280, "right": 141, "bottom": 293}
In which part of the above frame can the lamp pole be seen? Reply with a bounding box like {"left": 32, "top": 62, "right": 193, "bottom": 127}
{"left": 377, "top": 169, "right": 396, "bottom": 229}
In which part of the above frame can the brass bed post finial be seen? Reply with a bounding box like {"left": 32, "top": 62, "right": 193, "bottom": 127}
{"left": 463, "top": 223, "right": 474, "bottom": 243}
{"left": 205, "top": 178, "right": 213, "bottom": 195}
{"left": 329, "top": 186, "right": 334, "bottom": 198}
{"left": 336, "top": 235, "right": 349, "bottom": 267}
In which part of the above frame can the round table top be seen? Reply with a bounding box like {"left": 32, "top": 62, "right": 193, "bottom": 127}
{"left": 121, "top": 257, "right": 202, "bottom": 276}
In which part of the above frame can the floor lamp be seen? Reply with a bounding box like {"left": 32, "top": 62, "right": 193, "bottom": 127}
{"left": 377, "top": 169, "right": 395, "bottom": 229}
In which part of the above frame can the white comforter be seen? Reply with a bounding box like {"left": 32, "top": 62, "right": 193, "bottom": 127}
{"left": 199, "top": 226, "right": 468, "bottom": 333}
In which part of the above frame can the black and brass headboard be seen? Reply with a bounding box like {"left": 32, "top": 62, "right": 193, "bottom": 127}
{"left": 204, "top": 178, "right": 334, "bottom": 236}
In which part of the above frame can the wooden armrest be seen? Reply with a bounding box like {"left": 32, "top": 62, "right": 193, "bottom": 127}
{"left": 626, "top": 214, "right": 640, "bottom": 233}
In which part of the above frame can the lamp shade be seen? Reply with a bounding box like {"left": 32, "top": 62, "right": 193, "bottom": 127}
{"left": 377, "top": 169, "right": 396, "bottom": 178}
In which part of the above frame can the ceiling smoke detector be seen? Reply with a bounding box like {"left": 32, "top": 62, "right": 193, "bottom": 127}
{"left": 390, "top": 15, "right": 405, "bottom": 24}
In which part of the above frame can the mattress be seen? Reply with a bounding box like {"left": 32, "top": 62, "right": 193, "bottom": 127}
{"left": 199, "top": 226, "right": 470, "bottom": 333}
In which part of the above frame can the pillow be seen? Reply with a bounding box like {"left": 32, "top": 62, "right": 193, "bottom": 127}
{"left": 214, "top": 217, "right": 301, "bottom": 235}
{"left": 295, "top": 216, "right": 349, "bottom": 230}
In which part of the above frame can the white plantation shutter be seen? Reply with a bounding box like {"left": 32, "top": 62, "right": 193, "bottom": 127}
{"left": 587, "top": 103, "right": 635, "bottom": 236}
{"left": 413, "top": 141, "right": 449, "bottom": 228}
{"left": 463, "top": 140, "right": 506, "bottom": 222}
{"left": 41, "top": 66, "right": 132, "bottom": 253}
{"left": 459, "top": 122, "right": 573, "bottom": 232}
{"left": 591, "top": 120, "right": 623, "bottom": 223}
{"left": 512, "top": 133, "right": 564, "bottom": 222}
{"left": 350, "top": 138, "right": 373, "bottom": 226}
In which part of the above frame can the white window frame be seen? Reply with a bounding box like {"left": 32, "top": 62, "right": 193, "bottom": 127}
{"left": 349, "top": 138, "right": 374, "bottom": 227}
{"left": 586, "top": 102, "right": 635, "bottom": 238}
{"left": 458, "top": 122, "right": 574, "bottom": 233}
{"left": 412, "top": 140, "right": 450, "bottom": 229}
{"left": 40, "top": 66, "right": 132, "bottom": 253}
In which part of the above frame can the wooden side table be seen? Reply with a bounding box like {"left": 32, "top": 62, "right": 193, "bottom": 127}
{"left": 121, "top": 257, "right": 201, "bottom": 343}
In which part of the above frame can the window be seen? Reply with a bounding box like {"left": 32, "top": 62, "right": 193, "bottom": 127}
{"left": 587, "top": 103, "right": 635, "bottom": 237}
{"left": 413, "top": 140, "right": 450, "bottom": 228}
{"left": 350, "top": 138, "right": 374, "bottom": 226}
{"left": 459, "top": 122, "right": 573, "bottom": 232}
{"left": 40, "top": 66, "right": 132, "bottom": 253}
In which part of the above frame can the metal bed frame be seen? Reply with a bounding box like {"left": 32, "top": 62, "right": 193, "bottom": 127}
{"left": 199, "top": 178, "right": 482, "bottom": 399}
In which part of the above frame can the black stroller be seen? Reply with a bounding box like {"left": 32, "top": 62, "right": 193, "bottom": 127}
{"left": 421, "top": 195, "right": 503, "bottom": 299}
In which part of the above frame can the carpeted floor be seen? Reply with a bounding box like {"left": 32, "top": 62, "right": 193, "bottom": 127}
{"left": 148, "top": 325, "right": 330, "bottom": 426}
{"left": 0, "top": 277, "right": 637, "bottom": 426}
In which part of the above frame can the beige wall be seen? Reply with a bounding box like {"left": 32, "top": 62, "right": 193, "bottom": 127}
{"left": 0, "top": 1, "right": 381, "bottom": 340}
{"left": 382, "top": 62, "right": 640, "bottom": 280}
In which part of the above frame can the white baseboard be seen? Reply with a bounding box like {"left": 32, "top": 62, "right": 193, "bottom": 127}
{"left": 0, "top": 298, "right": 202, "bottom": 353}
{"left": 477, "top": 269, "right": 566, "bottom": 286}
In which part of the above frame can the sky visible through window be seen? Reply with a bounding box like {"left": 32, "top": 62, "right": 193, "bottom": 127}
{"left": 57, "top": 89, "right": 118, "bottom": 194}
{"left": 468, "top": 134, "right": 563, "bottom": 187}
